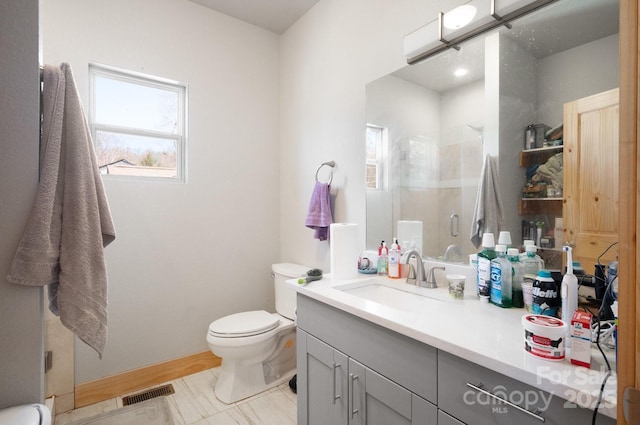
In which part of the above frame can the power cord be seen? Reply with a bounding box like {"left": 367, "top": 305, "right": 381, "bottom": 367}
{"left": 590, "top": 242, "right": 618, "bottom": 425}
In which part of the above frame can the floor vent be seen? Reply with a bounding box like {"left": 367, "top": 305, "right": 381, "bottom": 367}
{"left": 122, "top": 384, "right": 175, "bottom": 406}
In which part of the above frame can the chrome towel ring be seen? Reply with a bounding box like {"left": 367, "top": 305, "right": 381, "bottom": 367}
{"left": 315, "top": 161, "right": 336, "bottom": 185}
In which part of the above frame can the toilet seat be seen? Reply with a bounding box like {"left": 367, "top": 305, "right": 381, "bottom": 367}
{"left": 208, "top": 310, "right": 280, "bottom": 338}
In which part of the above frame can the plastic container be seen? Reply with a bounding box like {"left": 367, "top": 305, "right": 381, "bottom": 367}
{"left": 508, "top": 248, "right": 524, "bottom": 308}
{"left": 523, "top": 245, "right": 543, "bottom": 277}
{"left": 377, "top": 241, "right": 388, "bottom": 275}
{"left": 476, "top": 233, "right": 496, "bottom": 302}
{"left": 522, "top": 314, "right": 567, "bottom": 361}
{"left": 388, "top": 239, "right": 401, "bottom": 279}
{"left": 532, "top": 270, "right": 560, "bottom": 317}
{"left": 522, "top": 280, "right": 534, "bottom": 311}
{"left": 490, "top": 245, "right": 512, "bottom": 308}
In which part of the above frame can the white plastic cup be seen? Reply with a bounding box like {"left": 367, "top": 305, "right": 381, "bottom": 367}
{"left": 447, "top": 274, "right": 466, "bottom": 299}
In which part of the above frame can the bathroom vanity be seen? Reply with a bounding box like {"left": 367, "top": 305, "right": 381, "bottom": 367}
{"left": 295, "top": 275, "right": 616, "bottom": 425}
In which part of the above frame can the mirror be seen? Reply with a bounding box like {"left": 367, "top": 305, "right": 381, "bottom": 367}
{"left": 365, "top": 0, "right": 619, "bottom": 265}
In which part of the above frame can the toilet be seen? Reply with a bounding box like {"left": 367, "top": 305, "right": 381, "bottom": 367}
{"left": 206, "top": 262, "right": 309, "bottom": 404}
{"left": 0, "top": 404, "right": 51, "bottom": 425}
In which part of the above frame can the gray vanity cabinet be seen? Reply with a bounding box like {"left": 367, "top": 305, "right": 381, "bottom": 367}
{"left": 297, "top": 293, "right": 617, "bottom": 425}
{"left": 297, "top": 294, "right": 438, "bottom": 425}
{"left": 438, "top": 350, "right": 616, "bottom": 425}
{"left": 297, "top": 329, "right": 437, "bottom": 425}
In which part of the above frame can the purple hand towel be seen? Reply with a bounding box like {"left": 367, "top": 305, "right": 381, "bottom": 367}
{"left": 305, "top": 182, "right": 333, "bottom": 241}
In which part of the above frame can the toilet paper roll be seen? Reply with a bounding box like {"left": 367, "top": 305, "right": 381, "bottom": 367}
{"left": 330, "top": 223, "right": 360, "bottom": 280}
{"left": 397, "top": 221, "right": 423, "bottom": 253}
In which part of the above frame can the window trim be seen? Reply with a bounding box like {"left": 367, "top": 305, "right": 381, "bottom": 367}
{"left": 366, "top": 123, "right": 387, "bottom": 191}
{"left": 88, "top": 62, "right": 188, "bottom": 182}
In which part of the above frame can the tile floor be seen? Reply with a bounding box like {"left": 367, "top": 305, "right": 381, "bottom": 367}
{"left": 54, "top": 367, "right": 297, "bottom": 425}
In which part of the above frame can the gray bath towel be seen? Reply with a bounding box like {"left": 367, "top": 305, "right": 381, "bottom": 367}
{"left": 470, "top": 155, "right": 504, "bottom": 249}
{"left": 7, "top": 63, "right": 116, "bottom": 357}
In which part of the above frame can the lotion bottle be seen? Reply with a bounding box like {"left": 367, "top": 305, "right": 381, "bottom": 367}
{"left": 388, "top": 239, "right": 400, "bottom": 279}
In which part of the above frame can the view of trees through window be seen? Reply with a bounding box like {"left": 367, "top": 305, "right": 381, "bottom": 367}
{"left": 89, "top": 64, "right": 186, "bottom": 180}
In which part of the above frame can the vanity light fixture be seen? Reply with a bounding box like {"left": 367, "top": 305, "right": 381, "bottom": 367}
{"left": 454, "top": 68, "right": 469, "bottom": 77}
{"left": 404, "top": 0, "right": 558, "bottom": 65}
{"left": 443, "top": 5, "right": 477, "bottom": 30}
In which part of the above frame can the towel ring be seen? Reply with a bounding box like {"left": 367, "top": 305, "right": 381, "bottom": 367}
{"left": 315, "top": 161, "right": 336, "bottom": 185}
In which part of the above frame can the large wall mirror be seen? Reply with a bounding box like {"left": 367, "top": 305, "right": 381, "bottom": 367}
{"left": 365, "top": 0, "right": 619, "bottom": 266}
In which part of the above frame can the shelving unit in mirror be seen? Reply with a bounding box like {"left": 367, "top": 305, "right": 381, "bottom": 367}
{"left": 519, "top": 145, "right": 564, "bottom": 167}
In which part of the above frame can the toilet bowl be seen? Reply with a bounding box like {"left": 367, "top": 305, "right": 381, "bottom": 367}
{"left": 206, "top": 262, "right": 309, "bottom": 404}
{"left": 0, "top": 404, "right": 51, "bottom": 425}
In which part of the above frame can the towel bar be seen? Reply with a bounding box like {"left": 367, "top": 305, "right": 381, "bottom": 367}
{"left": 315, "top": 161, "right": 335, "bottom": 185}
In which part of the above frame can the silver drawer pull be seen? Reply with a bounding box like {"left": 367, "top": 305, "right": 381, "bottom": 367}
{"left": 466, "top": 382, "right": 545, "bottom": 422}
{"left": 332, "top": 362, "right": 342, "bottom": 404}
{"left": 349, "top": 373, "right": 360, "bottom": 418}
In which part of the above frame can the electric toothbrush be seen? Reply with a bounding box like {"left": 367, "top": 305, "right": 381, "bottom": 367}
{"left": 561, "top": 246, "right": 579, "bottom": 347}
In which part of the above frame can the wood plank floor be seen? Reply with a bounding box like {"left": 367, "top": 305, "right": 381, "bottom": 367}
{"left": 54, "top": 367, "right": 297, "bottom": 425}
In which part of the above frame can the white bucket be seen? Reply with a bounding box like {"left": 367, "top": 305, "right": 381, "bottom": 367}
{"left": 522, "top": 314, "right": 567, "bottom": 361}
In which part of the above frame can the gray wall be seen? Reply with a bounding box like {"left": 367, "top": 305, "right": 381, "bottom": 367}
{"left": 0, "top": 0, "right": 44, "bottom": 408}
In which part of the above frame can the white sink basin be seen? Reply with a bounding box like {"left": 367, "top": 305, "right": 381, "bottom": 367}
{"left": 334, "top": 279, "right": 447, "bottom": 311}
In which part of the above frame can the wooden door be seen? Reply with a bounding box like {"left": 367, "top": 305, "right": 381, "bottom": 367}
{"left": 618, "top": 0, "right": 638, "bottom": 423}
{"left": 563, "top": 88, "right": 620, "bottom": 272}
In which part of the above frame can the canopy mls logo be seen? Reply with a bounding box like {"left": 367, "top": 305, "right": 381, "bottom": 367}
{"left": 463, "top": 384, "right": 553, "bottom": 414}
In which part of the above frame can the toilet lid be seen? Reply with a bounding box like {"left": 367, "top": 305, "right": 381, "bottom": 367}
{"left": 208, "top": 310, "right": 280, "bottom": 338}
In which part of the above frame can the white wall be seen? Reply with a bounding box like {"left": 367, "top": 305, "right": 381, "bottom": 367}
{"left": 43, "top": 0, "right": 281, "bottom": 382}
{"left": 538, "top": 33, "right": 619, "bottom": 126}
{"left": 279, "top": 0, "right": 462, "bottom": 270}
{"left": 0, "top": 0, "right": 43, "bottom": 407}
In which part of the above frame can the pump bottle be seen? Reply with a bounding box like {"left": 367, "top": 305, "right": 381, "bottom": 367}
{"left": 377, "top": 241, "right": 389, "bottom": 275}
{"left": 388, "top": 239, "right": 401, "bottom": 279}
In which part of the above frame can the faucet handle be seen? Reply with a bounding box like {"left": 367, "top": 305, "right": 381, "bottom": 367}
{"left": 406, "top": 264, "right": 417, "bottom": 285}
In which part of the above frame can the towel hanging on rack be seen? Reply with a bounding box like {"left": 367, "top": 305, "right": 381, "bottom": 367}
{"left": 306, "top": 161, "right": 335, "bottom": 241}
{"left": 470, "top": 155, "right": 503, "bottom": 248}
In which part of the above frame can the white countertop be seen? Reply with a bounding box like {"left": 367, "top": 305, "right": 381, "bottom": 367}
{"left": 295, "top": 273, "right": 617, "bottom": 419}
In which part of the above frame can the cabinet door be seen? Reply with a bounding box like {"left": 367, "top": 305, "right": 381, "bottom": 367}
{"left": 348, "top": 358, "right": 437, "bottom": 425}
{"left": 563, "top": 88, "right": 619, "bottom": 270}
{"left": 298, "top": 329, "right": 348, "bottom": 425}
{"left": 438, "top": 410, "right": 466, "bottom": 425}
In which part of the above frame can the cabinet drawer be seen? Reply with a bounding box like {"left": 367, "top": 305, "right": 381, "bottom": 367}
{"left": 297, "top": 294, "right": 438, "bottom": 404}
{"left": 438, "top": 351, "right": 615, "bottom": 425}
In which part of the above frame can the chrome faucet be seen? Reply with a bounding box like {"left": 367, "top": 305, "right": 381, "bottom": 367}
{"left": 443, "top": 244, "right": 463, "bottom": 262}
{"left": 402, "top": 250, "right": 430, "bottom": 287}
{"left": 426, "top": 266, "right": 445, "bottom": 288}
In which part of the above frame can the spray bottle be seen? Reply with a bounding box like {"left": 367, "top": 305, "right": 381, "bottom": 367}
{"left": 561, "top": 246, "right": 578, "bottom": 347}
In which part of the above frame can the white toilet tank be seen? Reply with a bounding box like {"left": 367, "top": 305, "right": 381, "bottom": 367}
{"left": 272, "top": 263, "right": 309, "bottom": 320}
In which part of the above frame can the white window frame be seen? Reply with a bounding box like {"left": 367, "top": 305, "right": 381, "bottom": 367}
{"left": 88, "top": 63, "right": 188, "bottom": 182}
{"left": 366, "top": 124, "right": 387, "bottom": 190}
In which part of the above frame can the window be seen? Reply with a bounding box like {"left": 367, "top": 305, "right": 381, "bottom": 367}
{"left": 366, "top": 124, "right": 386, "bottom": 189}
{"left": 89, "top": 64, "right": 187, "bottom": 181}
